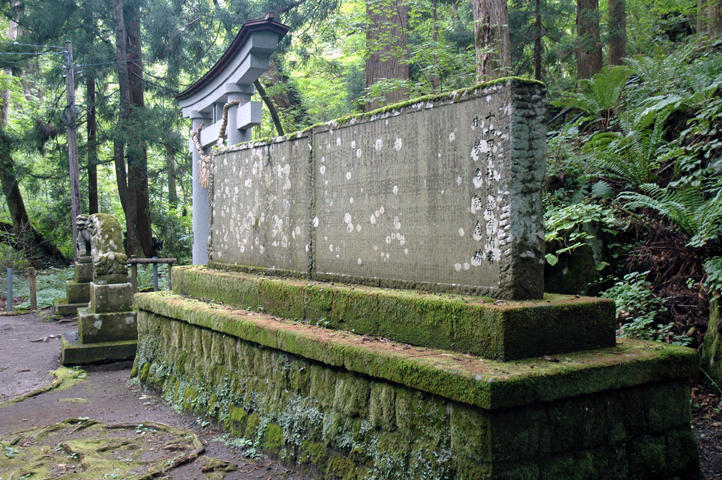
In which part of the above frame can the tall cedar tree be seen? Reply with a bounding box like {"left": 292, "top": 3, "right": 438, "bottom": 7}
{"left": 471, "top": 0, "right": 511, "bottom": 81}
{"left": 608, "top": 0, "right": 626, "bottom": 65}
{"left": 113, "top": 0, "right": 152, "bottom": 257}
{"left": 365, "top": 0, "right": 410, "bottom": 110}
{"left": 576, "top": 0, "right": 602, "bottom": 78}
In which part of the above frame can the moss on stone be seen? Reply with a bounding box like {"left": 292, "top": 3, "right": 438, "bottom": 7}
{"left": 263, "top": 422, "right": 284, "bottom": 452}
{"left": 135, "top": 292, "right": 699, "bottom": 410}
{"left": 170, "top": 266, "right": 615, "bottom": 360}
{"left": 299, "top": 440, "right": 327, "bottom": 466}
{"left": 131, "top": 309, "right": 702, "bottom": 480}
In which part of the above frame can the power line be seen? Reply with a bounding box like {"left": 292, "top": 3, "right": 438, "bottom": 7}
{"left": 0, "top": 50, "right": 65, "bottom": 56}
{"left": 0, "top": 40, "right": 65, "bottom": 50}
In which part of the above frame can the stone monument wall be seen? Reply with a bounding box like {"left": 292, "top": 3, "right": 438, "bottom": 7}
{"left": 209, "top": 78, "right": 546, "bottom": 299}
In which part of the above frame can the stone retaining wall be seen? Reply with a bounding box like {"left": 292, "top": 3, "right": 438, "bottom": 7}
{"left": 209, "top": 78, "right": 546, "bottom": 299}
{"left": 133, "top": 292, "right": 702, "bottom": 480}
{"left": 133, "top": 305, "right": 701, "bottom": 480}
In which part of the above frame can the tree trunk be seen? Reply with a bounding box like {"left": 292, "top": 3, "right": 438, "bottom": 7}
{"left": 608, "top": 0, "right": 626, "bottom": 65}
{"left": 709, "top": 0, "right": 722, "bottom": 34}
{"left": 365, "top": 0, "right": 410, "bottom": 110}
{"left": 125, "top": 0, "right": 152, "bottom": 257}
{"left": 431, "top": 0, "right": 441, "bottom": 90}
{"left": 576, "top": 0, "right": 602, "bottom": 79}
{"left": 164, "top": 146, "right": 178, "bottom": 209}
{"left": 471, "top": 0, "right": 511, "bottom": 81}
{"left": 112, "top": 0, "right": 152, "bottom": 257}
{"left": 534, "top": 0, "right": 543, "bottom": 80}
{"left": 86, "top": 75, "right": 98, "bottom": 214}
{"left": 698, "top": 0, "right": 708, "bottom": 33}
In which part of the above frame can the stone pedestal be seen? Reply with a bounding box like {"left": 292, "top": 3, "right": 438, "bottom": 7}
{"left": 61, "top": 281, "right": 137, "bottom": 365}
{"left": 53, "top": 256, "right": 92, "bottom": 317}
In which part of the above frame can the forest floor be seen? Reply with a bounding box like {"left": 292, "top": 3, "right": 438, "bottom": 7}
{"left": 0, "top": 310, "right": 720, "bottom": 479}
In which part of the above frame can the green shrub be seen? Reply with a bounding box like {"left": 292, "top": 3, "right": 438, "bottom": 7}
{"left": 601, "top": 271, "right": 690, "bottom": 345}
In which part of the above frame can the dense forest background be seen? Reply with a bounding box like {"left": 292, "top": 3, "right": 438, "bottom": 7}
{"left": 0, "top": 0, "right": 721, "bottom": 348}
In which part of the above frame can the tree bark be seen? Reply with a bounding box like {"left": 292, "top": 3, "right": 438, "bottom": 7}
{"left": 86, "top": 75, "right": 98, "bottom": 214}
{"left": 471, "top": 0, "right": 511, "bottom": 81}
{"left": 164, "top": 145, "right": 178, "bottom": 209}
{"left": 576, "top": 0, "right": 602, "bottom": 79}
{"left": 534, "top": 0, "right": 543, "bottom": 80}
{"left": 125, "top": 0, "right": 152, "bottom": 257}
{"left": 698, "top": 0, "right": 708, "bottom": 33}
{"left": 365, "top": 0, "right": 410, "bottom": 110}
{"left": 709, "top": 0, "right": 722, "bottom": 34}
{"left": 112, "top": 0, "right": 152, "bottom": 257}
{"left": 608, "top": 0, "right": 626, "bottom": 65}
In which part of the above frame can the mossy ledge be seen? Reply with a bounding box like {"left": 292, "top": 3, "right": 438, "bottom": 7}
{"left": 135, "top": 291, "right": 697, "bottom": 410}
{"left": 171, "top": 265, "right": 615, "bottom": 361}
{"left": 132, "top": 302, "right": 702, "bottom": 479}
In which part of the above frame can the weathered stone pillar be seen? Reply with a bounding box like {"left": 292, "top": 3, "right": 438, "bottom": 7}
{"left": 190, "top": 113, "right": 211, "bottom": 265}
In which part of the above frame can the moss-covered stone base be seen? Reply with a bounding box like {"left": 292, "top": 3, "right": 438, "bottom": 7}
{"left": 77, "top": 308, "right": 137, "bottom": 343}
{"left": 701, "top": 296, "right": 722, "bottom": 383}
{"left": 133, "top": 298, "right": 702, "bottom": 479}
{"left": 172, "top": 266, "right": 616, "bottom": 361}
{"left": 66, "top": 281, "right": 90, "bottom": 304}
{"left": 61, "top": 330, "right": 137, "bottom": 365}
{"left": 53, "top": 297, "right": 87, "bottom": 317}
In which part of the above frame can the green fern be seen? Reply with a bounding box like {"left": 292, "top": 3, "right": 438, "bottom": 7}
{"left": 554, "top": 65, "right": 633, "bottom": 126}
{"left": 586, "top": 109, "right": 672, "bottom": 189}
{"left": 619, "top": 183, "right": 722, "bottom": 247}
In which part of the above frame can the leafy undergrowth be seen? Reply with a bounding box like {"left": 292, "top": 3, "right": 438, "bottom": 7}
{"left": 546, "top": 36, "right": 722, "bottom": 348}
{"left": 0, "top": 267, "right": 72, "bottom": 310}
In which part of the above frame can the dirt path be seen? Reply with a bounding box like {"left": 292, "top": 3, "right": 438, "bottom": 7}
{"left": 0, "top": 311, "right": 314, "bottom": 480}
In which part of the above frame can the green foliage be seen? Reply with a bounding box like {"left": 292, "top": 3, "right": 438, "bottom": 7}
{"left": 544, "top": 202, "right": 624, "bottom": 267}
{"left": 554, "top": 66, "right": 633, "bottom": 126}
{"left": 704, "top": 257, "right": 722, "bottom": 297}
{"left": 601, "top": 271, "right": 690, "bottom": 345}
{"left": 0, "top": 243, "right": 29, "bottom": 271}
{"left": 619, "top": 183, "right": 722, "bottom": 247}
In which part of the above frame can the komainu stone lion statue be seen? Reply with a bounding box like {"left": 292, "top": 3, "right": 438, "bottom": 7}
{"left": 75, "top": 214, "right": 93, "bottom": 258}
{"left": 80, "top": 213, "right": 128, "bottom": 283}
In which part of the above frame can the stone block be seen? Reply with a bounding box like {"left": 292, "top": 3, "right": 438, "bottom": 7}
{"left": 66, "top": 281, "right": 90, "bottom": 304}
{"left": 74, "top": 258, "right": 93, "bottom": 283}
{"left": 78, "top": 308, "right": 137, "bottom": 343}
{"left": 53, "top": 297, "right": 87, "bottom": 317}
{"left": 170, "top": 266, "right": 616, "bottom": 361}
{"left": 90, "top": 282, "right": 133, "bottom": 313}
{"left": 61, "top": 330, "right": 136, "bottom": 365}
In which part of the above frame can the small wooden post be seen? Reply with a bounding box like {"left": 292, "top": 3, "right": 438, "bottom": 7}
{"left": 5, "top": 267, "right": 12, "bottom": 312}
{"left": 152, "top": 257, "right": 159, "bottom": 291}
{"left": 28, "top": 267, "right": 37, "bottom": 311}
{"left": 168, "top": 264, "right": 173, "bottom": 290}
{"left": 131, "top": 263, "right": 138, "bottom": 292}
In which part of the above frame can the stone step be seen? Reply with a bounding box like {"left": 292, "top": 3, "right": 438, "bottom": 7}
{"left": 134, "top": 291, "right": 697, "bottom": 410}
{"left": 171, "top": 265, "right": 616, "bottom": 361}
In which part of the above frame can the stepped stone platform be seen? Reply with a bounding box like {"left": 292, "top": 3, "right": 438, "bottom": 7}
{"left": 133, "top": 266, "right": 703, "bottom": 479}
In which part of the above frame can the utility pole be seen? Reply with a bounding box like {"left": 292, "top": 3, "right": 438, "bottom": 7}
{"left": 65, "top": 40, "right": 81, "bottom": 260}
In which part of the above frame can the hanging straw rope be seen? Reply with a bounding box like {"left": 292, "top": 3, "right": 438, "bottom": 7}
{"left": 191, "top": 99, "right": 247, "bottom": 189}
